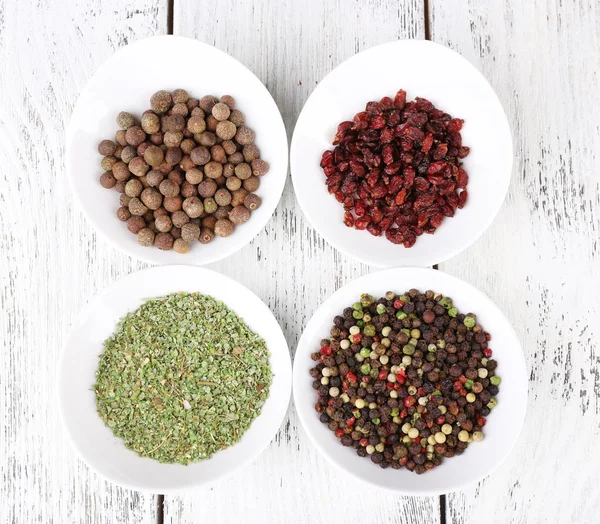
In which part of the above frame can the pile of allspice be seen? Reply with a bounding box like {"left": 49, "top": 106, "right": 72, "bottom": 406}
{"left": 98, "top": 89, "right": 268, "bottom": 253}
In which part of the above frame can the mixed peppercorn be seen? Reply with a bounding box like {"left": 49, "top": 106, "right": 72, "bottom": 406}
{"left": 310, "top": 289, "right": 500, "bottom": 474}
{"left": 320, "top": 90, "right": 470, "bottom": 248}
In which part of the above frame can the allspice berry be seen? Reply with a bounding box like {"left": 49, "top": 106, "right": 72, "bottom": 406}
{"left": 206, "top": 115, "right": 218, "bottom": 132}
{"left": 228, "top": 152, "right": 244, "bottom": 165}
{"left": 199, "top": 95, "right": 218, "bottom": 113}
{"left": 173, "top": 238, "right": 190, "bottom": 254}
{"left": 201, "top": 197, "right": 217, "bottom": 215}
{"left": 146, "top": 170, "right": 164, "bottom": 187}
{"left": 155, "top": 215, "right": 172, "bottom": 233}
{"left": 115, "top": 180, "right": 126, "bottom": 193}
{"left": 244, "top": 193, "right": 262, "bottom": 210}
{"left": 159, "top": 179, "right": 179, "bottom": 197}
{"left": 172, "top": 89, "right": 189, "bottom": 104}
{"left": 229, "top": 205, "right": 251, "bottom": 225}
{"left": 171, "top": 210, "right": 190, "bottom": 228}
{"left": 187, "top": 116, "right": 206, "bottom": 134}
{"left": 216, "top": 121, "right": 237, "bottom": 140}
{"left": 100, "top": 171, "right": 117, "bottom": 189}
{"left": 243, "top": 175, "right": 260, "bottom": 192}
{"left": 144, "top": 145, "right": 164, "bottom": 167}
{"left": 196, "top": 132, "right": 217, "bottom": 147}
{"left": 235, "top": 126, "right": 255, "bottom": 145}
{"left": 161, "top": 114, "right": 186, "bottom": 133}
{"left": 137, "top": 228, "right": 155, "bottom": 247}
{"left": 179, "top": 155, "right": 195, "bottom": 171}
{"left": 143, "top": 209, "right": 154, "bottom": 223}
{"left": 125, "top": 126, "right": 146, "bottom": 146}
{"left": 214, "top": 205, "right": 232, "bottom": 220}
{"left": 141, "top": 113, "right": 160, "bottom": 134}
{"left": 223, "top": 163, "right": 235, "bottom": 178}
{"left": 150, "top": 133, "right": 163, "bottom": 145}
{"left": 210, "top": 145, "right": 227, "bottom": 164}
{"left": 116, "top": 111, "right": 136, "bottom": 129}
{"left": 115, "top": 130, "right": 128, "bottom": 146}
{"left": 112, "top": 162, "right": 131, "bottom": 181}
{"left": 199, "top": 228, "right": 214, "bottom": 244}
{"left": 204, "top": 161, "right": 223, "bottom": 179}
{"left": 140, "top": 188, "right": 163, "bottom": 210}
{"left": 202, "top": 215, "right": 217, "bottom": 230}
{"left": 186, "top": 168, "right": 204, "bottom": 185}
{"left": 155, "top": 232, "right": 174, "bottom": 250}
{"left": 165, "top": 146, "right": 183, "bottom": 165}
{"left": 190, "top": 105, "right": 203, "bottom": 117}
{"left": 150, "top": 90, "right": 172, "bottom": 114}
{"left": 181, "top": 222, "right": 200, "bottom": 243}
{"left": 226, "top": 176, "right": 242, "bottom": 191}
{"left": 129, "top": 157, "right": 150, "bottom": 177}
{"left": 117, "top": 207, "right": 131, "bottom": 221}
{"left": 220, "top": 95, "right": 235, "bottom": 109}
{"left": 169, "top": 169, "right": 184, "bottom": 185}
{"left": 172, "top": 103, "right": 188, "bottom": 117}
{"left": 235, "top": 163, "right": 252, "bottom": 180}
{"left": 98, "top": 140, "right": 116, "bottom": 156}
{"left": 231, "top": 188, "right": 249, "bottom": 207}
{"left": 190, "top": 146, "right": 210, "bottom": 166}
{"left": 181, "top": 181, "right": 198, "bottom": 198}
{"left": 101, "top": 156, "right": 117, "bottom": 171}
{"left": 128, "top": 198, "right": 148, "bottom": 216}
{"left": 251, "top": 159, "right": 269, "bottom": 176}
{"left": 180, "top": 138, "right": 196, "bottom": 155}
{"left": 125, "top": 178, "right": 143, "bottom": 197}
{"left": 214, "top": 188, "right": 232, "bottom": 206}
{"left": 154, "top": 207, "right": 169, "bottom": 218}
{"left": 164, "top": 131, "right": 184, "bottom": 148}
{"left": 120, "top": 194, "right": 132, "bottom": 207}
{"left": 229, "top": 109, "right": 245, "bottom": 126}
{"left": 138, "top": 143, "right": 150, "bottom": 157}
{"left": 242, "top": 144, "right": 260, "bottom": 162}
{"left": 183, "top": 196, "right": 204, "bottom": 218}
{"left": 212, "top": 102, "right": 230, "bottom": 121}
{"left": 164, "top": 196, "right": 183, "bottom": 213}
{"left": 127, "top": 215, "right": 146, "bottom": 234}
{"left": 171, "top": 227, "right": 182, "bottom": 239}
{"left": 222, "top": 140, "right": 237, "bottom": 155}
{"left": 120, "top": 146, "right": 137, "bottom": 164}
{"left": 214, "top": 219, "right": 234, "bottom": 237}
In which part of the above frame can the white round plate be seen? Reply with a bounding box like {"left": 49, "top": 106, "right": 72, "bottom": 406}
{"left": 58, "top": 265, "right": 292, "bottom": 492}
{"left": 291, "top": 40, "right": 512, "bottom": 267}
{"left": 293, "top": 267, "right": 527, "bottom": 495}
{"left": 67, "top": 35, "right": 288, "bottom": 265}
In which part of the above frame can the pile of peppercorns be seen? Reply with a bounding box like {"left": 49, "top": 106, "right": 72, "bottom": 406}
{"left": 310, "top": 289, "right": 500, "bottom": 475}
{"left": 98, "top": 89, "right": 268, "bottom": 253}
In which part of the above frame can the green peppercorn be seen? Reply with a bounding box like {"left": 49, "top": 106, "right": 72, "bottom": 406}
{"left": 403, "top": 344, "right": 416, "bottom": 356}
{"left": 399, "top": 295, "right": 409, "bottom": 303}
{"left": 356, "top": 320, "right": 365, "bottom": 327}
{"left": 376, "top": 304, "right": 386, "bottom": 315}
{"left": 360, "top": 348, "right": 371, "bottom": 358}
{"left": 490, "top": 376, "right": 501, "bottom": 386}
{"left": 353, "top": 409, "right": 361, "bottom": 419}
{"left": 487, "top": 398, "right": 498, "bottom": 409}
{"left": 390, "top": 408, "right": 399, "bottom": 417}
{"left": 463, "top": 314, "right": 476, "bottom": 328}
{"left": 385, "top": 291, "right": 396, "bottom": 300}
{"left": 360, "top": 294, "right": 374, "bottom": 307}
{"left": 401, "top": 328, "right": 411, "bottom": 336}
{"left": 360, "top": 363, "right": 371, "bottom": 375}
{"left": 372, "top": 418, "right": 380, "bottom": 425}
{"left": 370, "top": 369, "right": 378, "bottom": 379}
{"left": 363, "top": 324, "right": 376, "bottom": 337}
{"left": 439, "top": 296, "right": 453, "bottom": 308}
{"left": 410, "top": 328, "right": 421, "bottom": 339}
{"left": 396, "top": 311, "right": 407, "bottom": 320}
{"left": 464, "top": 379, "right": 474, "bottom": 389}
{"left": 448, "top": 307, "right": 458, "bottom": 318}
{"left": 426, "top": 353, "right": 436, "bottom": 362}
{"left": 352, "top": 302, "right": 363, "bottom": 311}
{"left": 427, "top": 343, "right": 437, "bottom": 352}
{"left": 352, "top": 310, "right": 364, "bottom": 319}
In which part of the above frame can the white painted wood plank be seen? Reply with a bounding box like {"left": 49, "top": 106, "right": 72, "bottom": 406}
{"left": 431, "top": 1, "right": 600, "bottom": 523}
{"left": 0, "top": 1, "right": 167, "bottom": 522}
{"left": 166, "top": 1, "right": 439, "bottom": 523}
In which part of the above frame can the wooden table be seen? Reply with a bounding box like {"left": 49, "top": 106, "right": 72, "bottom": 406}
{"left": 2, "top": 0, "right": 598, "bottom": 522}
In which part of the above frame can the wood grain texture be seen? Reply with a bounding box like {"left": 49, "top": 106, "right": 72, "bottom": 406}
{"left": 165, "top": 1, "right": 439, "bottom": 523}
{"left": 431, "top": 1, "right": 600, "bottom": 523}
{"left": 0, "top": 0, "right": 167, "bottom": 522}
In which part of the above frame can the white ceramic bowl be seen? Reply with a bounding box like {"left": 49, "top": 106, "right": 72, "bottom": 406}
{"left": 293, "top": 267, "right": 527, "bottom": 495}
{"left": 58, "top": 265, "right": 292, "bottom": 492}
{"left": 67, "top": 36, "right": 288, "bottom": 265}
{"left": 290, "top": 40, "right": 512, "bottom": 267}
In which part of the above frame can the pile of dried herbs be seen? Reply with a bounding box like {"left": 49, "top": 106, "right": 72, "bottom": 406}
{"left": 95, "top": 292, "right": 272, "bottom": 464}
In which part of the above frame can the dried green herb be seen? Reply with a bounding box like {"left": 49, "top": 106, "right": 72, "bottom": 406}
{"left": 94, "top": 292, "right": 272, "bottom": 464}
